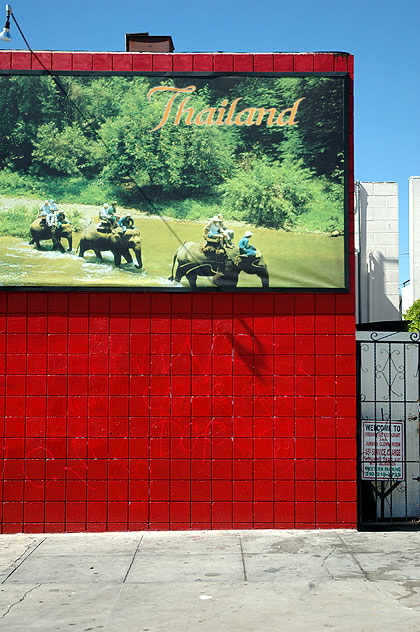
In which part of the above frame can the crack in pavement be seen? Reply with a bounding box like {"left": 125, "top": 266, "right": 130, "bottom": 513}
{"left": 395, "top": 581, "right": 420, "bottom": 609}
{"left": 319, "top": 548, "right": 338, "bottom": 580}
{"left": 0, "top": 583, "right": 41, "bottom": 619}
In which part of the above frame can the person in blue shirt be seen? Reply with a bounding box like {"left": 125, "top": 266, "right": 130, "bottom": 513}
{"left": 118, "top": 214, "right": 135, "bottom": 231}
{"left": 238, "top": 230, "right": 257, "bottom": 257}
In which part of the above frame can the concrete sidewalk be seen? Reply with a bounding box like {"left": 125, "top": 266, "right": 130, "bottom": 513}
{"left": 0, "top": 529, "right": 419, "bottom": 631}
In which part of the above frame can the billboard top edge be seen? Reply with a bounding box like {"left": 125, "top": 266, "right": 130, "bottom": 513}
{"left": 0, "top": 50, "right": 352, "bottom": 55}
{"left": 0, "top": 50, "right": 353, "bottom": 76}
{"left": 0, "top": 70, "right": 350, "bottom": 78}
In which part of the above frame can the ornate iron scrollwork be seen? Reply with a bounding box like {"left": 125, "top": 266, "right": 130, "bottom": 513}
{"left": 375, "top": 348, "right": 404, "bottom": 398}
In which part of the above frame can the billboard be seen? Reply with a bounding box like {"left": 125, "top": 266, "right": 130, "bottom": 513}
{"left": 0, "top": 72, "right": 349, "bottom": 291}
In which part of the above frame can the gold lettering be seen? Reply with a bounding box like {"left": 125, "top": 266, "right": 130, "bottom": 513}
{"left": 147, "top": 85, "right": 305, "bottom": 131}
{"left": 174, "top": 98, "right": 195, "bottom": 125}
{"left": 215, "top": 99, "right": 229, "bottom": 126}
{"left": 277, "top": 98, "right": 305, "bottom": 126}
{"left": 225, "top": 98, "right": 243, "bottom": 125}
{"left": 195, "top": 108, "right": 217, "bottom": 126}
{"left": 254, "top": 108, "right": 278, "bottom": 126}
{"left": 147, "top": 85, "right": 196, "bottom": 131}
{"left": 234, "top": 108, "right": 257, "bottom": 126}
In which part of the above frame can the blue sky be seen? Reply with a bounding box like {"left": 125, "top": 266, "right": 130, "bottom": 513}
{"left": 1, "top": 0, "right": 419, "bottom": 283}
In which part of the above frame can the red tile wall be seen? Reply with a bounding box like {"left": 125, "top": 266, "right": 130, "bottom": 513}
{"left": 0, "top": 51, "right": 356, "bottom": 532}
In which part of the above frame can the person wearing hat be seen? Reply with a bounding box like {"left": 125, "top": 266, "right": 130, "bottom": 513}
{"left": 118, "top": 213, "right": 135, "bottom": 231}
{"left": 238, "top": 230, "right": 257, "bottom": 257}
{"left": 44, "top": 200, "right": 58, "bottom": 228}
{"left": 203, "top": 215, "right": 230, "bottom": 272}
{"left": 217, "top": 213, "right": 234, "bottom": 248}
{"left": 99, "top": 203, "right": 118, "bottom": 230}
{"left": 203, "top": 215, "right": 224, "bottom": 247}
{"left": 204, "top": 215, "right": 233, "bottom": 247}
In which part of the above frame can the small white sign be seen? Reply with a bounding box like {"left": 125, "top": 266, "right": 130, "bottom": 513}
{"left": 361, "top": 421, "right": 405, "bottom": 481}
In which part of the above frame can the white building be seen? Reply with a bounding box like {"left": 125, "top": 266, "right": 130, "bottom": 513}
{"left": 355, "top": 181, "right": 400, "bottom": 324}
{"left": 401, "top": 176, "right": 420, "bottom": 313}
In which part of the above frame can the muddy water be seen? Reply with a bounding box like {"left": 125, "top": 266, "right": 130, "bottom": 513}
{"left": 0, "top": 213, "right": 345, "bottom": 289}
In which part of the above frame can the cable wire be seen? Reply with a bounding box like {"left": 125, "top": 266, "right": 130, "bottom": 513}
{"left": 10, "top": 12, "right": 189, "bottom": 250}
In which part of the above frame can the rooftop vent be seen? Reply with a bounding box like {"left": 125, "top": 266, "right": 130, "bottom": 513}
{"left": 125, "top": 32, "right": 174, "bottom": 53}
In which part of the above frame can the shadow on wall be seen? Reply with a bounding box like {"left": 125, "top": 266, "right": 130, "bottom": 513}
{"left": 233, "top": 317, "right": 272, "bottom": 377}
{"left": 365, "top": 251, "right": 400, "bottom": 323}
{"left": 357, "top": 182, "right": 400, "bottom": 324}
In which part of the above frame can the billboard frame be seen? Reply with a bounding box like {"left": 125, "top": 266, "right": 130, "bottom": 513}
{"left": 0, "top": 69, "right": 351, "bottom": 293}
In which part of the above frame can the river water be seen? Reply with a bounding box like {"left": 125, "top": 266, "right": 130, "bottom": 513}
{"left": 0, "top": 213, "right": 345, "bottom": 290}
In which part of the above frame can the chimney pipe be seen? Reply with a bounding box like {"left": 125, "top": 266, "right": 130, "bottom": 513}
{"left": 125, "top": 32, "right": 174, "bottom": 52}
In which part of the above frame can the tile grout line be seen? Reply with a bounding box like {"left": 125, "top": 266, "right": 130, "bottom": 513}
{"left": 122, "top": 535, "right": 144, "bottom": 583}
{"left": 102, "top": 537, "right": 144, "bottom": 632}
{"left": 1, "top": 537, "right": 47, "bottom": 584}
{"left": 239, "top": 534, "right": 248, "bottom": 582}
{"left": 336, "top": 533, "right": 370, "bottom": 581}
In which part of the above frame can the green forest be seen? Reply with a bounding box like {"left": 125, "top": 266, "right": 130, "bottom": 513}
{"left": 0, "top": 73, "right": 346, "bottom": 233}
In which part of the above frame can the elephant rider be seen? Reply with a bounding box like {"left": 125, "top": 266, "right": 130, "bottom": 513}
{"left": 54, "top": 211, "right": 70, "bottom": 239}
{"left": 48, "top": 199, "right": 58, "bottom": 213}
{"left": 41, "top": 202, "right": 57, "bottom": 229}
{"left": 204, "top": 216, "right": 234, "bottom": 249}
{"left": 38, "top": 200, "right": 55, "bottom": 227}
{"left": 118, "top": 214, "right": 135, "bottom": 232}
{"left": 108, "top": 201, "right": 118, "bottom": 217}
{"left": 98, "top": 203, "right": 118, "bottom": 232}
{"left": 216, "top": 214, "right": 234, "bottom": 247}
{"left": 56, "top": 211, "right": 67, "bottom": 227}
{"left": 238, "top": 230, "right": 257, "bottom": 259}
{"left": 30, "top": 198, "right": 61, "bottom": 245}
{"left": 30, "top": 200, "right": 50, "bottom": 244}
{"left": 46, "top": 211, "right": 57, "bottom": 229}
{"left": 202, "top": 216, "right": 234, "bottom": 273}
{"left": 38, "top": 200, "right": 49, "bottom": 218}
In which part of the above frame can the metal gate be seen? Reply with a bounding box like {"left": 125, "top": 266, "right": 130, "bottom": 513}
{"left": 357, "top": 330, "right": 420, "bottom": 529}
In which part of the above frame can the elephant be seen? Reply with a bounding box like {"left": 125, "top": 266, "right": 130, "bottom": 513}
{"left": 169, "top": 241, "right": 269, "bottom": 288}
{"left": 29, "top": 217, "right": 73, "bottom": 253}
{"left": 78, "top": 226, "right": 143, "bottom": 269}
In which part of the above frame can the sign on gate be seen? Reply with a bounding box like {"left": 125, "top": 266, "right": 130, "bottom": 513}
{"left": 361, "top": 421, "right": 405, "bottom": 481}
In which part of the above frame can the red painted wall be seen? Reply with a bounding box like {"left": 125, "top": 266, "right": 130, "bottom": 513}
{"left": 0, "top": 51, "right": 356, "bottom": 532}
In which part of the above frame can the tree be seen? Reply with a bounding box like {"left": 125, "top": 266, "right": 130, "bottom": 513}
{"left": 213, "top": 75, "right": 345, "bottom": 183}
{"left": 0, "top": 75, "right": 65, "bottom": 171}
{"left": 222, "top": 155, "right": 318, "bottom": 230}
{"left": 403, "top": 299, "right": 420, "bottom": 331}
{"left": 98, "top": 78, "right": 237, "bottom": 201}
{"left": 32, "top": 122, "right": 101, "bottom": 177}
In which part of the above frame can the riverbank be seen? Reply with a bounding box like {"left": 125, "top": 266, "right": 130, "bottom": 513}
{"left": 0, "top": 196, "right": 345, "bottom": 290}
